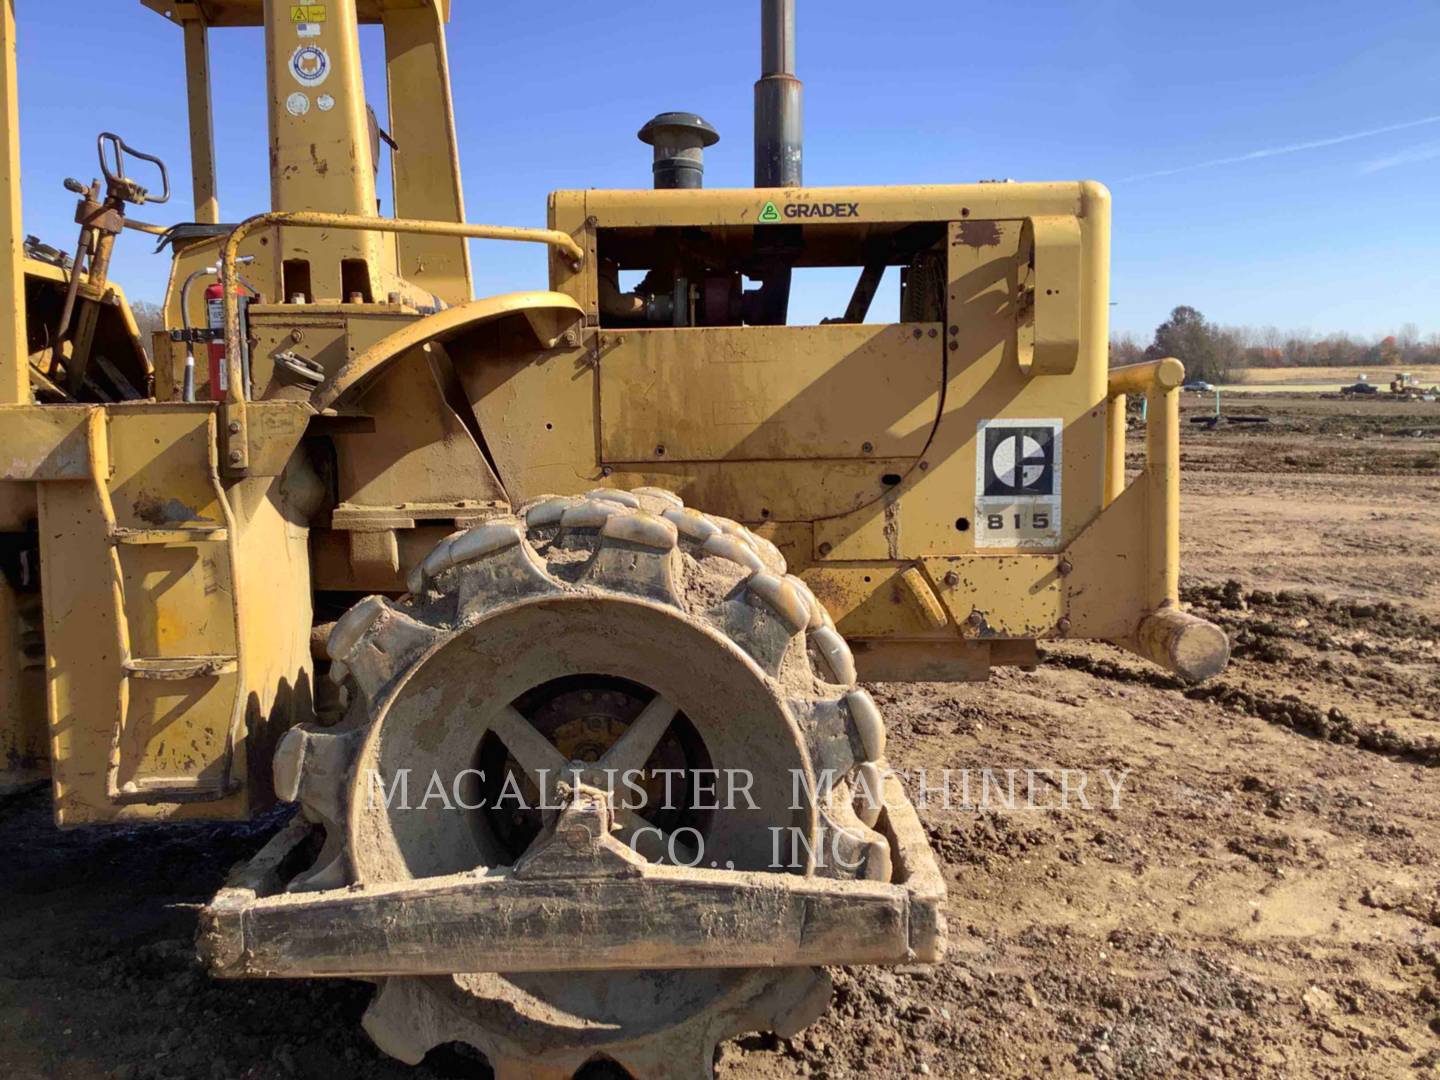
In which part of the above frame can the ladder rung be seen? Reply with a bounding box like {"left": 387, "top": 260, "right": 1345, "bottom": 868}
{"left": 113, "top": 776, "right": 240, "bottom": 804}
{"left": 124, "top": 655, "right": 239, "bottom": 680}
{"left": 111, "top": 524, "right": 228, "bottom": 545}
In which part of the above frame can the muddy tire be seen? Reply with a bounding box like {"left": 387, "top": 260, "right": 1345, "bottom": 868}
{"left": 275, "top": 488, "right": 895, "bottom": 1078}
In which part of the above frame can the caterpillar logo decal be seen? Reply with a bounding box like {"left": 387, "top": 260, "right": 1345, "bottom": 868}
{"left": 758, "top": 200, "right": 861, "bottom": 222}
{"left": 974, "top": 419, "right": 1063, "bottom": 549}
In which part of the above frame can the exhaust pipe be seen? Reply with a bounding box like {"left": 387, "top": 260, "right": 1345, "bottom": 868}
{"left": 755, "top": 0, "right": 802, "bottom": 188}
{"left": 638, "top": 113, "right": 720, "bottom": 190}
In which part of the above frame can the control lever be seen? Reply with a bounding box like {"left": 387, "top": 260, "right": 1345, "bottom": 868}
{"left": 50, "top": 134, "right": 171, "bottom": 394}
{"left": 97, "top": 132, "right": 170, "bottom": 206}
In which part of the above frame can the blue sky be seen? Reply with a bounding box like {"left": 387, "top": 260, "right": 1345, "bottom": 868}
{"left": 12, "top": 1, "right": 1439, "bottom": 340}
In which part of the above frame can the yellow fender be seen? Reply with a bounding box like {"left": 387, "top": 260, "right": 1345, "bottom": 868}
{"left": 313, "top": 291, "right": 583, "bottom": 410}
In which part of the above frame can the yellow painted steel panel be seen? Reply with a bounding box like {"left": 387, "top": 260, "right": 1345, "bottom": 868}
{"left": 0, "top": 0, "right": 27, "bottom": 405}
{"left": 923, "top": 555, "right": 1065, "bottom": 639}
{"left": 0, "top": 405, "right": 94, "bottom": 480}
{"left": 37, "top": 404, "right": 312, "bottom": 823}
{"left": 598, "top": 324, "right": 943, "bottom": 464}
{"left": 383, "top": 2, "right": 471, "bottom": 304}
{"left": 802, "top": 565, "right": 954, "bottom": 639}
{"left": 558, "top": 182, "right": 1103, "bottom": 231}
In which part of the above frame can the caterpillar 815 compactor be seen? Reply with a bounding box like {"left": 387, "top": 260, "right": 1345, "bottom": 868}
{"left": 0, "top": 0, "right": 1228, "bottom": 1074}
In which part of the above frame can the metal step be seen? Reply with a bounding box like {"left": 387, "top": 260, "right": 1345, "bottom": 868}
{"left": 123, "top": 654, "right": 239, "bottom": 680}
{"left": 110, "top": 524, "right": 228, "bottom": 545}
{"left": 113, "top": 774, "right": 241, "bottom": 804}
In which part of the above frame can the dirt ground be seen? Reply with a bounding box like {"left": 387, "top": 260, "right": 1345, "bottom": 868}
{"left": 2, "top": 392, "right": 1438, "bottom": 1079}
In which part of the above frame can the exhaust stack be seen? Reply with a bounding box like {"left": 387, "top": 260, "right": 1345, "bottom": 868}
{"left": 755, "top": 0, "right": 802, "bottom": 188}
{"left": 638, "top": 113, "right": 719, "bottom": 190}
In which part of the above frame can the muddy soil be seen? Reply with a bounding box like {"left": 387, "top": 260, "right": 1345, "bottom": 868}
{"left": 2, "top": 394, "right": 1438, "bottom": 1079}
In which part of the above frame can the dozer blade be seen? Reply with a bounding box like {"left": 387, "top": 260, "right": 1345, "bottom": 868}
{"left": 199, "top": 777, "right": 945, "bottom": 979}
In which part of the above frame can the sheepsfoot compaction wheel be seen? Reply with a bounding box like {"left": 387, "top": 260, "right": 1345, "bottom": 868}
{"left": 199, "top": 488, "right": 946, "bottom": 1078}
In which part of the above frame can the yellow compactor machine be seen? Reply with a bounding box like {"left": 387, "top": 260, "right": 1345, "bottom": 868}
{"left": 0, "top": 1, "right": 1227, "bottom": 1075}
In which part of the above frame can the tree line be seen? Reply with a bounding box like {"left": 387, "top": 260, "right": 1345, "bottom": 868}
{"left": 1111, "top": 306, "right": 1439, "bottom": 384}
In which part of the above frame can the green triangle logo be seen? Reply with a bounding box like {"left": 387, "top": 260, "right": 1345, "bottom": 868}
{"left": 759, "top": 200, "right": 781, "bottom": 223}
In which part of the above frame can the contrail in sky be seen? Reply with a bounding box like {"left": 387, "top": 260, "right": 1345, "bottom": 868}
{"left": 1361, "top": 140, "right": 1440, "bottom": 173}
{"left": 1120, "top": 114, "right": 1440, "bottom": 182}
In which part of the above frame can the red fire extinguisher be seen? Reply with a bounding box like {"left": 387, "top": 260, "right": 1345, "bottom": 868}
{"left": 204, "top": 281, "right": 248, "bottom": 401}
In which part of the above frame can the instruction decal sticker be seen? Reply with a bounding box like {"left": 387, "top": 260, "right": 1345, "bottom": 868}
{"left": 289, "top": 44, "right": 331, "bottom": 88}
{"left": 974, "top": 419, "right": 1062, "bottom": 548}
{"left": 290, "top": 4, "right": 327, "bottom": 24}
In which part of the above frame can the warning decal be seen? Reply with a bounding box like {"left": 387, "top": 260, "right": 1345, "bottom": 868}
{"left": 290, "top": 4, "right": 327, "bottom": 23}
{"left": 974, "top": 418, "right": 1062, "bottom": 549}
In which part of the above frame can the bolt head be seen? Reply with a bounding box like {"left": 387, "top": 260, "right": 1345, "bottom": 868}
{"left": 943, "top": 571, "right": 960, "bottom": 588}
{"left": 1056, "top": 617, "right": 1072, "bottom": 634}
{"left": 228, "top": 450, "right": 243, "bottom": 464}
{"left": 818, "top": 542, "right": 833, "bottom": 557}
{"left": 227, "top": 421, "right": 241, "bottom": 434}
{"left": 966, "top": 610, "right": 984, "bottom": 627}
{"left": 861, "top": 441, "right": 874, "bottom": 454}
{"left": 1058, "top": 558, "right": 1074, "bottom": 576}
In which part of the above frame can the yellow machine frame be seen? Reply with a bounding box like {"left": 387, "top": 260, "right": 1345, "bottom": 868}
{"left": 0, "top": 0, "right": 1223, "bottom": 825}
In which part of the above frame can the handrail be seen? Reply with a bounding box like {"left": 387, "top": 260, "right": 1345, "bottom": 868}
{"left": 1103, "top": 355, "right": 1185, "bottom": 610}
{"left": 1102, "top": 355, "right": 1230, "bottom": 681}
{"left": 1104, "top": 357, "right": 1185, "bottom": 505}
{"left": 217, "top": 211, "right": 586, "bottom": 472}
{"left": 1107, "top": 356, "right": 1184, "bottom": 398}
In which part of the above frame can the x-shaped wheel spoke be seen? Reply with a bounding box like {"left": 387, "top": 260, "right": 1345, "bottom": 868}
{"left": 490, "top": 705, "right": 571, "bottom": 789}
{"left": 492, "top": 696, "right": 696, "bottom": 866}
{"left": 594, "top": 695, "right": 679, "bottom": 776}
